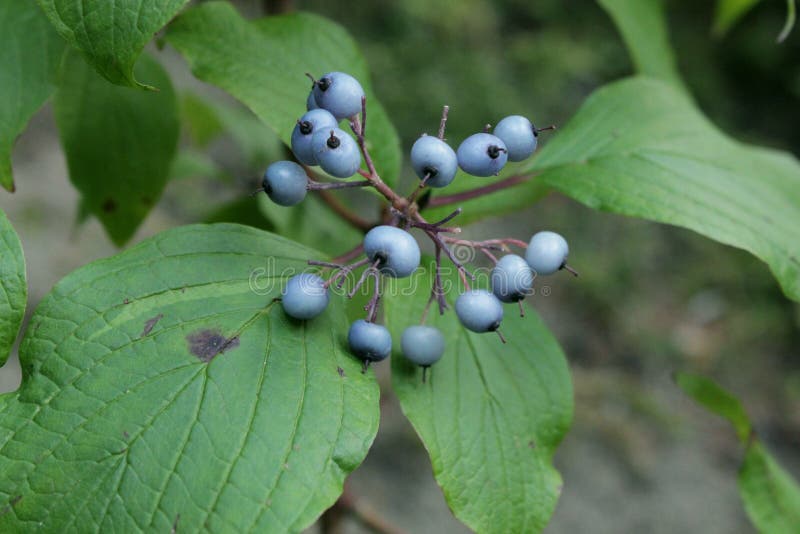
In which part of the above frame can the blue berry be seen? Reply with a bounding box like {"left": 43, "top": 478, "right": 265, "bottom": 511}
{"left": 348, "top": 320, "right": 392, "bottom": 362}
{"left": 306, "top": 90, "right": 319, "bottom": 111}
{"left": 401, "top": 325, "right": 445, "bottom": 367}
{"left": 310, "top": 128, "right": 362, "bottom": 178}
{"left": 410, "top": 135, "right": 458, "bottom": 188}
{"left": 262, "top": 161, "right": 308, "bottom": 206}
{"left": 491, "top": 254, "right": 534, "bottom": 303}
{"left": 282, "top": 273, "right": 329, "bottom": 319}
{"left": 291, "top": 109, "right": 338, "bottom": 165}
{"left": 455, "top": 289, "right": 504, "bottom": 332}
{"left": 525, "top": 231, "right": 569, "bottom": 275}
{"left": 493, "top": 115, "right": 537, "bottom": 162}
{"left": 312, "top": 72, "right": 365, "bottom": 120}
{"left": 456, "top": 133, "right": 508, "bottom": 176}
{"left": 363, "top": 225, "right": 420, "bottom": 278}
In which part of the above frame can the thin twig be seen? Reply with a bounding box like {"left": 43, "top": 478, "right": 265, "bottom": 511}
{"left": 437, "top": 105, "right": 450, "bottom": 139}
{"left": 308, "top": 180, "right": 372, "bottom": 190}
{"left": 317, "top": 189, "right": 372, "bottom": 231}
{"left": 426, "top": 173, "right": 536, "bottom": 208}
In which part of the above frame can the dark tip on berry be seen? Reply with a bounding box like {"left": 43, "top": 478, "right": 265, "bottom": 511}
{"left": 373, "top": 251, "right": 387, "bottom": 267}
{"left": 423, "top": 165, "right": 439, "bottom": 178}
{"left": 488, "top": 321, "right": 501, "bottom": 332}
{"left": 299, "top": 120, "right": 313, "bottom": 135}
{"left": 487, "top": 145, "right": 506, "bottom": 159}
{"left": 318, "top": 76, "right": 332, "bottom": 92}
{"left": 326, "top": 130, "right": 340, "bottom": 149}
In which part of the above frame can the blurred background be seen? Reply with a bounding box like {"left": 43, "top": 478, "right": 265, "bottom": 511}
{"left": 1, "top": 0, "right": 799, "bottom": 532}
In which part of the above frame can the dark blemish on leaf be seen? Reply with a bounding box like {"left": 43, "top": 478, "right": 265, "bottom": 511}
{"left": 102, "top": 198, "right": 117, "bottom": 213}
{"left": 140, "top": 313, "right": 163, "bottom": 337}
{"left": 0, "top": 496, "right": 22, "bottom": 517}
{"left": 186, "top": 329, "right": 240, "bottom": 362}
{"left": 337, "top": 366, "right": 345, "bottom": 377}
{"left": 171, "top": 513, "right": 180, "bottom": 534}
{"left": 528, "top": 440, "right": 536, "bottom": 449}
{"left": 123, "top": 298, "right": 130, "bottom": 305}
{"left": 180, "top": 287, "right": 186, "bottom": 293}
{"left": 123, "top": 431, "right": 130, "bottom": 439}
{"left": 141, "top": 195, "right": 154, "bottom": 206}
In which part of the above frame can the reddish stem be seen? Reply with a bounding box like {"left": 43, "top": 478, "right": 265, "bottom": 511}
{"left": 426, "top": 173, "right": 536, "bottom": 208}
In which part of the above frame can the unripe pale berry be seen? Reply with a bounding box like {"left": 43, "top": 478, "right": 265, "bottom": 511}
{"left": 262, "top": 161, "right": 308, "bottom": 206}
{"left": 348, "top": 320, "right": 392, "bottom": 362}
{"left": 525, "top": 231, "right": 569, "bottom": 275}
{"left": 312, "top": 72, "right": 365, "bottom": 120}
{"left": 491, "top": 254, "right": 534, "bottom": 302}
{"left": 282, "top": 273, "right": 329, "bottom": 320}
{"left": 493, "top": 115, "right": 537, "bottom": 161}
{"left": 363, "top": 226, "right": 421, "bottom": 278}
{"left": 310, "top": 128, "right": 362, "bottom": 178}
{"left": 410, "top": 135, "right": 458, "bottom": 188}
{"left": 291, "top": 109, "right": 338, "bottom": 165}
{"left": 457, "top": 133, "right": 508, "bottom": 176}
{"left": 455, "top": 289, "right": 504, "bottom": 333}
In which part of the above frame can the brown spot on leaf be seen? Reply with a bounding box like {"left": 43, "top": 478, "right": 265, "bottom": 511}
{"left": 337, "top": 366, "right": 345, "bottom": 377}
{"left": 102, "top": 198, "right": 117, "bottom": 213}
{"left": 123, "top": 298, "right": 130, "bottom": 305}
{"left": 186, "top": 329, "right": 240, "bottom": 362}
{"left": 123, "top": 431, "right": 130, "bottom": 439}
{"left": 528, "top": 440, "right": 536, "bottom": 449}
{"left": 140, "top": 314, "right": 163, "bottom": 337}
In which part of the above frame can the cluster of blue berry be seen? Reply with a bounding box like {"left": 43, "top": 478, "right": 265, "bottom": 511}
{"left": 259, "top": 71, "right": 574, "bottom": 379}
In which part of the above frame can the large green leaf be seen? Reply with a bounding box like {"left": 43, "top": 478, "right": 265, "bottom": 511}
{"left": 54, "top": 52, "right": 179, "bottom": 246}
{"left": 0, "top": 209, "right": 26, "bottom": 367}
{"left": 0, "top": 224, "right": 379, "bottom": 531}
{"left": 166, "top": 2, "right": 402, "bottom": 185}
{"left": 36, "top": 0, "right": 188, "bottom": 89}
{"left": 524, "top": 76, "right": 800, "bottom": 301}
{"left": 0, "top": 0, "right": 65, "bottom": 192}
{"left": 676, "top": 373, "right": 800, "bottom": 533}
{"left": 597, "top": 0, "right": 685, "bottom": 90}
{"left": 385, "top": 267, "right": 573, "bottom": 533}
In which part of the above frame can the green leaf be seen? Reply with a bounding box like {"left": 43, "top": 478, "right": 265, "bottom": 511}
{"left": 54, "top": 52, "right": 180, "bottom": 246}
{"left": 0, "top": 0, "right": 65, "bottom": 192}
{"left": 674, "top": 373, "right": 751, "bottom": 442}
{"left": 385, "top": 267, "right": 573, "bottom": 533}
{"left": 36, "top": 0, "right": 189, "bottom": 89}
{"left": 713, "top": 0, "right": 762, "bottom": 36}
{"left": 676, "top": 373, "right": 800, "bottom": 533}
{"left": 597, "top": 0, "right": 685, "bottom": 90}
{"left": 0, "top": 224, "right": 379, "bottom": 531}
{"left": 524, "top": 76, "right": 800, "bottom": 301}
{"left": 739, "top": 441, "right": 800, "bottom": 533}
{"left": 0, "top": 209, "right": 26, "bottom": 367}
{"left": 166, "top": 2, "right": 402, "bottom": 185}
{"left": 257, "top": 193, "right": 363, "bottom": 257}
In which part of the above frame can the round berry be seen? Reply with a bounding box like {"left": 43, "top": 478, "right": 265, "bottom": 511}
{"left": 525, "top": 231, "right": 569, "bottom": 275}
{"left": 363, "top": 225, "right": 421, "bottom": 278}
{"left": 310, "top": 128, "right": 362, "bottom": 178}
{"left": 491, "top": 254, "right": 534, "bottom": 303}
{"left": 493, "top": 115, "right": 537, "bottom": 162}
{"left": 410, "top": 135, "right": 458, "bottom": 188}
{"left": 312, "top": 72, "right": 365, "bottom": 120}
{"left": 455, "top": 289, "right": 504, "bottom": 333}
{"left": 262, "top": 161, "right": 308, "bottom": 206}
{"left": 348, "top": 320, "right": 392, "bottom": 362}
{"left": 282, "top": 273, "right": 329, "bottom": 320}
{"left": 306, "top": 90, "right": 319, "bottom": 111}
{"left": 291, "top": 109, "right": 338, "bottom": 165}
{"left": 401, "top": 325, "right": 445, "bottom": 367}
{"left": 456, "top": 133, "right": 508, "bottom": 177}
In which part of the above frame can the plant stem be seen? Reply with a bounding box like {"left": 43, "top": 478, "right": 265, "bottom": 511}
{"left": 317, "top": 189, "right": 372, "bottom": 231}
{"left": 425, "top": 173, "right": 536, "bottom": 208}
